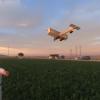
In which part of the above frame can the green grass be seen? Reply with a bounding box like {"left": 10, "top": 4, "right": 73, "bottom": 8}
{"left": 0, "top": 58, "right": 100, "bottom": 100}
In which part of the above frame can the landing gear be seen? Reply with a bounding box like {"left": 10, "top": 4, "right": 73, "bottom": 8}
{"left": 54, "top": 36, "right": 60, "bottom": 41}
{"left": 60, "top": 37, "right": 65, "bottom": 41}
{"left": 60, "top": 35, "right": 68, "bottom": 41}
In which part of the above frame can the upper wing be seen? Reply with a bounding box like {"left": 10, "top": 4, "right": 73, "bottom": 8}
{"left": 48, "top": 28, "right": 60, "bottom": 37}
{"left": 60, "top": 27, "right": 73, "bottom": 35}
{"left": 60, "top": 24, "right": 80, "bottom": 35}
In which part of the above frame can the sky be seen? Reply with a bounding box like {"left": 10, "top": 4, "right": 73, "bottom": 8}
{"left": 0, "top": 0, "right": 100, "bottom": 56}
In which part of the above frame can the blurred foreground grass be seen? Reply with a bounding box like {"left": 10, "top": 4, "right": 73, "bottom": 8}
{"left": 0, "top": 58, "right": 100, "bottom": 100}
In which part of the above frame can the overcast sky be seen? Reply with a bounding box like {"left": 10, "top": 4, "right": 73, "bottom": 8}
{"left": 0, "top": 0, "right": 100, "bottom": 56}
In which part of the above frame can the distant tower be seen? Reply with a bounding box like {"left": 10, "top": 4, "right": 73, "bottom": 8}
{"left": 8, "top": 45, "right": 9, "bottom": 56}
{"left": 70, "top": 49, "right": 72, "bottom": 59}
{"left": 75, "top": 46, "right": 78, "bottom": 57}
{"left": 79, "top": 45, "right": 82, "bottom": 57}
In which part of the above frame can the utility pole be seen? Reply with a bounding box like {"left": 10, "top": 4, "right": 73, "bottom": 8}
{"left": 70, "top": 49, "right": 72, "bottom": 59}
{"left": 8, "top": 45, "right": 9, "bottom": 56}
{"left": 79, "top": 45, "right": 82, "bottom": 58}
{"left": 75, "top": 45, "right": 78, "bottom": 57}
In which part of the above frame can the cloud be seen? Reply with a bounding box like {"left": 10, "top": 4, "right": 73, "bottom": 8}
{"left": 90, "top": 37, "right": 100, "bottom": 45}
{"left": 0, "top": 10, "right": 43, "bottom": 29}
{"left": 0, "top": 0, "right": 43, "bottom": 29}
{"left": 51, "top": 0, "right": 100, "bottom": 27}
{"left": 0, "top": 0, "right": 21, "bottom": 7}
{"left": 94, "top": 37, "right": 100, "bottom": 41}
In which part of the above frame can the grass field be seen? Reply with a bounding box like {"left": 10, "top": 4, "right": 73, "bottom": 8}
{"left": 0, "top": 58, "right": 100, "bottom": 100}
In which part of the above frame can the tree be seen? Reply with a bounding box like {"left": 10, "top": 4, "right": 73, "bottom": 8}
{"left": 18, "top": 52, "right": 24, "bottom": 59}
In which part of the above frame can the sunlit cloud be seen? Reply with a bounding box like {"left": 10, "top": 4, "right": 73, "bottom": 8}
{"left": 89, "top": 37, "right": 100, "bottom": 45}
{"left": 18, "top": 23, "right": 29, "bottom": 27}
{"left": 94, "top": 37, "right": 100, "bottom": 41}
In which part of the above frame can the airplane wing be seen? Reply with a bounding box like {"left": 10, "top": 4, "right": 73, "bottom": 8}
{"left": 59, "top": 27, "right": 73, "bottom": 35}
{"left": 60, "top": 24, "right": 80, "bottom": 35}
{"left": 48, "top": 28, "right": 60, "bottom": 37}
{"left": 69, "top": 24, "right": 80, "bottom": 30}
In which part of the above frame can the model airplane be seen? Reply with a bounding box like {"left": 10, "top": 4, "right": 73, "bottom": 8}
{"left": 48, "top": 24, "right": 80, "bottom": 41}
